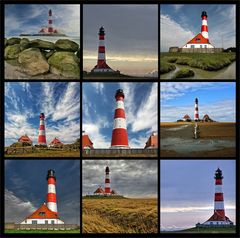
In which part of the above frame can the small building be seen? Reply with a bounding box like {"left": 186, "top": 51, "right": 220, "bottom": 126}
{"left": 20, "top": 203, "right": 64, "bottom": 225}
{"left": 94, "top": 187, "right": 104, "bottom": 196}
{"left": 82, "top": 131, "right": 94, "bottom": 149}
{"left": 182, "top": 33, "right": 214, "bottom": 49}
{"left": 144, "top": 132, "right": 158, "bottom": 149}
{"left": 49, "top": 137, "right": 64, "bottom": 148}
{"left": 18, "top": 134, "right": 32, "bottom": 146}
{"left": 202, "top": 114, "right": 214, "bottom": 122}
{"left": 183, "top": 114, "right": 192, "bottom": 122}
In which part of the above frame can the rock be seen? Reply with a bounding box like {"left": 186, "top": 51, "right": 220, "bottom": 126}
{"left": 30, "top": 39, "right": 55, "bottom": 50}
{"left": 44, "top": 50, "right": 55, "bottom": 59}
{"left": 18, "top": 48, "right": 49, "bottom": 76}
{"left": 20, "top": 38, "right": 30, "bottom": 51}
{"left": 7, "top": 37, "right": 21, "bottom": 45}
{"left": 55, "top": 39, "right": 79, "bottom": 52}
{"left": 173, "top": 68, "right": 195, "bottom": 79}
{"left": 5, "top": 44, "right": 21, "bottom": 59}
{"left": 48, "top": 52, "right": 80, "bottom": 78}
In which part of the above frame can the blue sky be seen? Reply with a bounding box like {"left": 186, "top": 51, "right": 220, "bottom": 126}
{"left": 5, "top": 4, "right": 80, "bottom": 37}
{"left": 160, "top": 160, "right": 236, "bottom": 231}
{"left": 83, "top": 160, "right": 158, "bottom": 198}
{"left": 5, "top": 82, "right": 80, "bottom": 146}
{"left": 161, "top": 4, "right": 236, "bottom": 51}
{"left": 161, "top": 82, "right": 235, "bottom": 122}
{"left": 5, "top": 160, "right": 80, "bottom": 224}
{"left": 83, "top": 82, "right": 157, "bottom": 148}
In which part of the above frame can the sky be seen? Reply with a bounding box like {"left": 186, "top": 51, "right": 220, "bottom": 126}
{"left": 161, "top": 4, "right": 236, "bottom": 51}
{"left": 5, "top": 160, "right": 80, "bottom": 225}
{"left": 83, "top": 5, "right": 158, "bottom": 77}
{"left": 160, "top": 160, "right": 236, "bottom": 231}
{"left": 160, "top": 82, "right": 235, "bottom": 122}
{"left": 5, "top": 4, "right": 80, "bottom": 37}
{"left": 83, "top": 82, "right": 158, "bottom": 148}
{"left": 5, "top": 82, "right": 80, "bottom": 146}
{"left": 82, "top": 160, "right": 157, "bottom": 198}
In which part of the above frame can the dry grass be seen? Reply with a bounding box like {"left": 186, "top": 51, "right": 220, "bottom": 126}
{"left": 5, "top": 150, "right": 80, "bottom": 157}
{"left": 82, "top": 198, "right": 158, "bottom": 234}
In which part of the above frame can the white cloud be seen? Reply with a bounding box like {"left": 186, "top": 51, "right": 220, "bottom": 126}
{"left": 91, "top": 83, "right": 105, "bottom": 94}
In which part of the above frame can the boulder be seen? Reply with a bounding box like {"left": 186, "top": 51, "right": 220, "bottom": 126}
{"left": 30, "top": 39, "right": 55, "bottom": 50}
{"left": 44, "top": 50, "right": 55, "bottom": 59}
{"left": 48, "top": 52, "right": 80, "bottom": 78}
{"left": 20, "top": 38, "right": 30, "bottom": 51}
{"left": 18, "top": 48, "right": 49, "bottom": 76}
{"left": 76, "top": 48, "right": 80, "bottom": 58}
{"left": 55, "top": 39, "right": 79, "bottom": 52}
{"left": 4, "top": 44, "right": 21, "bottom": 59}
{"left": 7, "top": 37, "right": 21, "bottom": 45}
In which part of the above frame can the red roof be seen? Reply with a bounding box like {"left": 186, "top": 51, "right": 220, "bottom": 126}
{"left": 25, "top": 204, "right": 59, "bottom": 220}
{"left": 49, "top": 137, "right": 63, "bottom": 145}
{"left": 82, "top": 135, "right": 94, "bottom": 149}
{"left": 186, "top": 33, "right": 210, "bottom": 44}
{"left": 145, "top": 134, "right": 158, "bottom": 149}
{"left": 18, "top": 135, "right": 32, "bottom": 143}
{"left": 183, "top": 114, "right": 191, "bottom": 119}
{"left": 206, "top": 211, "right": 231, "bottom": 222}
{"left": 94, "top": 187, "right": 104, "bottom": 194}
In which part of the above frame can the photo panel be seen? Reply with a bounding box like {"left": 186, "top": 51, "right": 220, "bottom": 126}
{"left": 83, "top": 4, "right": 158, "bottom": 80}
{"left": 160, "top": 82, "right": 236, "bottom": 157}
{"left": 4, "top": 159, "right": 80, "bottom": 234}
{"left": 4, "top": 4, "right": 80, "bottom": 80}
{"left": 160, "top": 4, "right": 236, "bottom": 80}
{"left": 160, "top": 160, "right": 236, "bottom": 234}
{"left": 4, "top": 82, "right": 80, "bottom": 158}
{"left": 82, "top": 82, "right": 158, "bottom": 157}
{"left": 82, "top": 159, "right": 158, "bottom": 234}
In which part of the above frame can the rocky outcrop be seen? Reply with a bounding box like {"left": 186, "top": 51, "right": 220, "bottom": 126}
{"left": 5, "top": 44, "right": 21, "bottom": 59}
{"left": 30, "top": 39, "right": 55, "bottom": 50}
{"left": 55, "top": 39, "right": 79, "bottom": 52}
{"left": 18, "top": 48, "right": 49, "bottom": 76}
{"left": 7, "top": 37, "right": 21, "bottom": 45}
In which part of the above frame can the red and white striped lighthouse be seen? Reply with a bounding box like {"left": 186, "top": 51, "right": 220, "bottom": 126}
{"left": 105, "top": 166, "right": 111, "bottom": 195}
{"left": 91, "top": 26, "right": 115, "bottom": 73}
{"left": 111, "top": 89, "right": 129, "bottom": 148}
{"left": 201, "top": 11, "right": 208, "bottom": 40}
{"left": 46, "top": 169, "right": 57, "bottom": 214}
{"left": 194, "top": 98, "right": 199, "bottom": 121}
{"left": 48, "top": 9, "right": 53, "bottom": 34}
{"left": 38, "top": 113, "right": 47, "bottom": 146}
{"left": 201, "top": 168, "right": 233, "bottom": 226}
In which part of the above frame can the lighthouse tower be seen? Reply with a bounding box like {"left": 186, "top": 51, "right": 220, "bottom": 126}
{"left": 38, "top": 113, "right": 47, "bottom": 146}
{"left": 199, "top": 168, "right": 233, "bottom": 227}
{"left": 48, "top": 9, "right": 53, "bottom": 34}
{"left": 182, "top": 11, "right": 214, "bottom": 49}
{"left": 111, "top": 89, "right": 129, "bottom": 148}
{"left": 105, "top": 166, "right": 111, "bottom": 195}
{"left": 91, "top": 26, "right": 116, "bottom": 73}
{"left": 194, "top": 98, "right": 199, "bottom": 121}
{"left": 20, "top": 169, "right": 64, "bottom": 225}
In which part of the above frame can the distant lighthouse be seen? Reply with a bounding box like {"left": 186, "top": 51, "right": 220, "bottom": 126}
{"left": 91, "top": 26, "right": 116, "bottom": 73}
{"left": 201, "top": 11, "right": 209, "bottom": 40}
{"left": 111, "top": 89, "right": 129, "bottom": 148}
{"left": 38, "top": 113, "right": 47, "bottom": 146}
{"left": 105, "top": 166, "right": 111, "bottom": 195}
{"left": 194, "top": 98, "right": 199, "bottom": 121}
{"left": 48, "top": 9, "right": 53, "bottom": 34}
{"left": 198, "top": 168, "right": 233, "bottom": 227}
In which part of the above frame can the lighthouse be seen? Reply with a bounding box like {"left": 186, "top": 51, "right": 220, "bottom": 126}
{"left": 111, "top": 89, "right": 129, "bottom": 148}
{"left": 20, "top": 169, "right": 64, "bottom": 225}
{"left": 48, "top": 9, "right": 53, "bottom": 33}
{"left": 38, "top": 113, "right": 47, "bottom": 146}
{"left": 197, "top": 168, "right": 233, "bottom": 227}
{"left": 91, "top": 26, "right": 116, "bottom": 73}
{"left": 194, "top": 98, "right": 199, "bottom": 121}
{"left": 105, "top": 166, "right": 111, "bottom": 195}
{"left": 182, "top": 11, "right": 214, "bottom": 49}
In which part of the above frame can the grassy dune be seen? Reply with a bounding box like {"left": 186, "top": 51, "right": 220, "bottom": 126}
{"left": 5, "top": 229, "right": 80, "bottom": 234}
{"left": 178, "top": 226, "right": 236, "bottom": 233}
{"left": 83, "top": 198, "right": 158, "bottom": 233}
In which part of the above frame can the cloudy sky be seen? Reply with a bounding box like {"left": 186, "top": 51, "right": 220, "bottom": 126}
{"left": 5, "top": 82, "right": 80, "bottom": 146}
{"left": 161, "top": 4, "right": 236, "bottom": 51}
{"left": 83, "top": 82, "right": 158, "bottom": 148}
{"left": 160, "top": 82, "right": 235, "bottom": 122}
{"left": 5, "top": 4, "right": 80, "bottom": 37}
{"left": 161, "top": 160, "right": 236, "bottom": 231}
{"left": 5, "top": 160, "right": 80, "bottom": 224}
{"left": 83, "top": 5, "right": 158, "bottom": 76}
{"left": 82, "top": 160, "right": 157, "bottom": 198}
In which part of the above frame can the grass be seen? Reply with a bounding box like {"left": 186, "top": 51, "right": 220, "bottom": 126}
{"left": 173, "top": 68, "right": 194, "bottom": 78}
{"left": 177, "top": 226, "right": 236, "bottom": 233}
{"left": 83, "top": 153, "right": 157, "bottom": 158}
{"left": 160, "top": 52, "right": 236, "bottom": 74}
{"left": 5, "top": 149, "right": 80, "bottom": 157}
{"left": 5, "top": 229, "right": 80, "bottom": 234}
{"left": 82, "top": 198, "right": 158, "bottom": 233}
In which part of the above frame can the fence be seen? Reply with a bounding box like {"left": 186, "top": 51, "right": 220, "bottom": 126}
{"left": 14, "top": 224, "right": 78, "bottom": 230}
{"left": 83, "top": 148, "right": 157, "bottom": 156}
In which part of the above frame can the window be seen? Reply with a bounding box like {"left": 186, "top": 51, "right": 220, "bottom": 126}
{"left": 32, "top": 220, "right": 37, "bottom": 224}
{"left": 205, "top": 45, "right": 207, "bottom": 48}
{"left": 51, "top": 220, "right": 55, "bottom": 224}
{"left": 39, "top": 212, "right": 45, "bottom": 216}
{"left": 196, "top": 38, "right": 201, "bottom": 43}
{"left": 191, "top": 45, "right": 195, "bottom": 49}
{"left": 200, "top": 45, "right": 202, "bottom": 48}
{"left": 45, "top": 220, "right": 48, "bottom": 224}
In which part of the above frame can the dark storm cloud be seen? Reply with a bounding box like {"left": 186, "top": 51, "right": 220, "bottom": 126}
{"left": 82, "top": 160, "right": 158, "bottom": 198}
{"left": 83, "top": 5, "right": 158, "bottom": 55}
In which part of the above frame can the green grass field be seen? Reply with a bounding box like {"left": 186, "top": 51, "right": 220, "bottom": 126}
{"left": 5, "top": 229, "right": 80, "bottom": 234}
{"left": 178, "top": 226, "right": 236, "bottom": 233}
{"left": 160, "top": 52, "right": 236, "bottom": 74}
